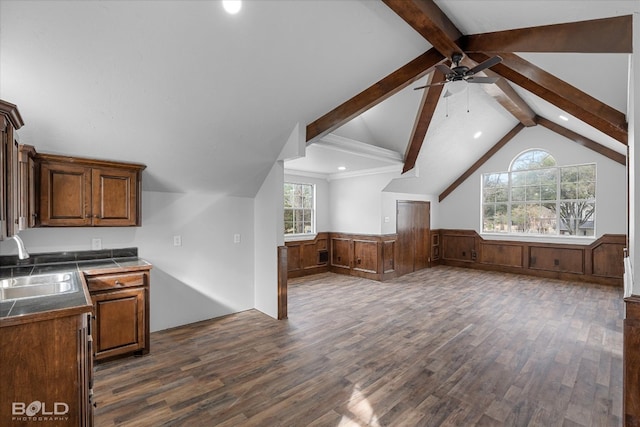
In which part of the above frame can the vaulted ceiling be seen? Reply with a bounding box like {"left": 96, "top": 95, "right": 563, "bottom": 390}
{"left": 294, "top": 0, "right": 631, "bottom": 200}
{"left": 0, "top": 1, "right": 636, "bottom": 197}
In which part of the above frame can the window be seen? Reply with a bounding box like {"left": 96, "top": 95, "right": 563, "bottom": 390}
{"left": 482, "top": 149, "right": 596, "bottom": 237}
{"left": 284, "top": 182, "right": 315, "bottom": 236}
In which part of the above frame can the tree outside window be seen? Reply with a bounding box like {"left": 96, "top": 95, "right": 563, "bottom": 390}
{"left": 284, "top": 182, "right": 315, "bottom": 235}
{"left": 482, "top": 150, "right": 595, "bottom": 237}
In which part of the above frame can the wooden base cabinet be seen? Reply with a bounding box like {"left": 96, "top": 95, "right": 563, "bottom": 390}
{"left": 0, "top": 313, "right": 93, "bottom": 426}
{"left": 86, "top": 270, "right": 150, "bottom": 361}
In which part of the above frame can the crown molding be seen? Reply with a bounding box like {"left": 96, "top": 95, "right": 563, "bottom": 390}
{"left": 318, "top": 133, "right": 403, "bottom": 164}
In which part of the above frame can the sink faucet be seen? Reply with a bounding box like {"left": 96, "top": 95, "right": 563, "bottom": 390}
{"left": 8, "top": 235, "right": 29, "bottom": 260}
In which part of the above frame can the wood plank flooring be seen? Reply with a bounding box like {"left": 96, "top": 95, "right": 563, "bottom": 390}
{"left": 93, "top": 266, "right": 623, "bottom": 426}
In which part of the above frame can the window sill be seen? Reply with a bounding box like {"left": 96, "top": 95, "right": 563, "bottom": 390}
{"left": 284, "top": 233, "right": 318, "bottom": 242}
{"left": 480, "top": 232, "right": 596, "bottom": 246}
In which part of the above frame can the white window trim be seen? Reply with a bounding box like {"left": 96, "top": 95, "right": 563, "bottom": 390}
{"left": 480, "top": 149, "right": 596, "bottom": 241}
{"left": 284, "top": 182, "right": 316, "bottom": 238}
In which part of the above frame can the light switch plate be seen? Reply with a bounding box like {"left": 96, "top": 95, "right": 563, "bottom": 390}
{"left": 91, "top": 238, "right": 102, "bottom": 250}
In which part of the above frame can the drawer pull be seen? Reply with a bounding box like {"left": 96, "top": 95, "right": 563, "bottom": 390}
{"left": 115, "top": 281, "right": 123, "bottom": 286}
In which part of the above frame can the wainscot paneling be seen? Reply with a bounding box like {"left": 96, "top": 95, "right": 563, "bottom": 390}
{"left": 624, "top": 295, "right": 640, "bottom": 426}
{"left": 438, "top": 229, "right": 625, "bottom": 286}
{"left": 286, "top": 233, "right": 398, "bottom": 281}
{"left": 285, "top": 232, "right": 330, "bottom": 278}
{"left": 329, "top": 233, "right": 398, "bottom": 281}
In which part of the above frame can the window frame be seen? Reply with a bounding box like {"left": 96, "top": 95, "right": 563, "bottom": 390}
{"left": 481, "top": 149, "right": 596, "bottom": 239}
{"left": 283, "top": 182, "right": 316, "bottom": 237}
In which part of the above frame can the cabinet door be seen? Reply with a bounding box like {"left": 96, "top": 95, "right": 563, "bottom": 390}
{"left": 92, "top": 167, "right": 138, "bottom": 226}
{"left": 92, "top": 287, "right": 146, "bottom": 360}
{"left": 0, "top": 116, "right": 7, "bottom": 239}
{"left": 40, "top": 161, "right": 92, "bottom": 226}
{"left": 18, "top": 145, "right": 37, "bottom": 229}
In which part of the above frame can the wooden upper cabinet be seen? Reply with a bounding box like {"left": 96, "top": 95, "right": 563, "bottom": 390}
{"left": 91, "top": 167, "right": 138, "bottom": 226}
{"left": 37, "top": 154, "right": 145, "bottom": 227}
{"left": 18, "top": 144, "right": 37, "bottom": 229}
{"left": 0, "top": 100, "right": 24, "bottom": 239}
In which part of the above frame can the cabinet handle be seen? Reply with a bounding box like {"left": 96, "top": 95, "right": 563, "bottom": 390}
{"left": 115, "top": 281, "right": 122, "bottom": 286}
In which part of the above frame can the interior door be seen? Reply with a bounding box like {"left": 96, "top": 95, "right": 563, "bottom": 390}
{"left": 396, "top": 201, "right": 431, "bottom": 276}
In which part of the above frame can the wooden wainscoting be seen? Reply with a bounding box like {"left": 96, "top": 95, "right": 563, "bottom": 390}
{"left": 624, "top": 295, "right": 640, "bottom": 425}
{"left": 286, "top": 233, "right": 397, "bottom": 281}
{"left": 285, "top": 232, "right": 330, "bottom": 279}
{"left": 438, "top": 229, "right": 625, "bottom": 286}
{"left": 329, "top": 233, "right": 397, "bottom": 281}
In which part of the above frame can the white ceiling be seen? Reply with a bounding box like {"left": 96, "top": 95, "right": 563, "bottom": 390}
{"left": 0, "top": 1, "right": 636, "bottom": 196}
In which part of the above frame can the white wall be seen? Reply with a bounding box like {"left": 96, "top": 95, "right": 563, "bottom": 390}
{"left": 284, "top": 173, "right": 330, "bottom": 233}
{"left": 329, "top": 171, "right": 400, "bottom": 234}
{"left": 254, "top": 161, "right": 284, "bottom": 319}
{"left": 2, "top": 190, "right": 256, "bottom": 332}
{"left": 438, "top": 125, "right": 627, "bottom": 241}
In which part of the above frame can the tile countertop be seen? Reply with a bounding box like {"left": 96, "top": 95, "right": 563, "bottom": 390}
{"left": 0, "top": 247, "right": 151, "bottom": 323}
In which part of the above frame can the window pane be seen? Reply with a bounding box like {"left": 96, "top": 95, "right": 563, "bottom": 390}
{"left": 559, "top": 201, "right": 595, "bottom": 236}
{"left": 541, "top": 185, "right": 556, "bottom": 201}
{"left": 512, "top": 171, "right": 526, "bottom": 186}
{"left": 511, "top": 186, "right": 525, "bottom": 201}
{"left": 540, "top": 168, "right": 556, "bottom": 185}
{"left": 525, "top": 185, "right": 541, "bottom": 201}
{"left": 511, "top": 149, "right": 556, "bottom": 171}
{"left": 284, "top": 183, "right": 315, "bottom": 235}
{"left": 560, "top": 183, "right": 577, "bottom": 200}
{"left": 511, "top": 203, "right": 526, "bottom": 233}
{"left": 561, "top": 166, "right": 578, "bottom": 183}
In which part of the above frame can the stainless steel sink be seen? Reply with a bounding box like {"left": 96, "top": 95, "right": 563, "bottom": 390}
{"left": 0, "top": 273, "right": 78, "bottom": 301}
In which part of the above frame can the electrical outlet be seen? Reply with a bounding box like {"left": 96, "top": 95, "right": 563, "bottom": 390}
{"left": 173, "top": 235, "right": 182, "bottom": 246}
{"left": 234, "top": 234, "right": 241, "bottom": 244}
{"left": 91, "top": 238, "right": 102, "bottom": 250}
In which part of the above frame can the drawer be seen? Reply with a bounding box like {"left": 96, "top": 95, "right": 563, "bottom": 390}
{"left": 87, "top": 272, "right": 145, "bottom": 292}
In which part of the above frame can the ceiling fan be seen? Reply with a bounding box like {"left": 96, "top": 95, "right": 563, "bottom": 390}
{"left": 414, "top": 52, "right": 502, "bottom": 96}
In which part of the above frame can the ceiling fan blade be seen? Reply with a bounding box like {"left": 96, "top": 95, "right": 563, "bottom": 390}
{"left": 435, "top": 64, "right": 454, "bottom": 75}
{"left": 467, "top": 76, "right": 500, "bottom": 84}
{"left": 413, "top": 81, "right": 447, "bottom": 90}
{"left": 467, "top": 55, "right": 502, "bottom": 75}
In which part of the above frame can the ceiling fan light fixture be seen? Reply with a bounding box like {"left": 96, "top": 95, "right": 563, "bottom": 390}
{"left": 447, "top": 80, "right": 467, "bottom": 95}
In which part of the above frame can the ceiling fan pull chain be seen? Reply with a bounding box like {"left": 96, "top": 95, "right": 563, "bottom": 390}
{"left": 446, "top": 97, "right": 449, "bottom": 118}
{"left": 467, "top": 88, "right": 470, "bottom": 113}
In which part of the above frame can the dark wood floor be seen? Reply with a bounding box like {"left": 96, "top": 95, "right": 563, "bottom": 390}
{"left": 94, "top": 266, "right": 623, "bottom": 426}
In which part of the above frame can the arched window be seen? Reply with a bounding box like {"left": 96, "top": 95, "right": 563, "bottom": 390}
{"left": 482, "top": 149, "right": 596, "bottom": 237}
{"left": 510, "top": 149, "right": 556, "bottom": 171}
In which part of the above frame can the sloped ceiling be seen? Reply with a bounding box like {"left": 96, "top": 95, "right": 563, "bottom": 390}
{"left": 0, "top": 1, "right": 636, "bottom": 197}
{"left": 296, "top": 0, "right": 635, "bottom": 196}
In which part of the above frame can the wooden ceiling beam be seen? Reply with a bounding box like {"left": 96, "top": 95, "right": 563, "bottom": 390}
{"left": 306, "top": 49, "right": 444, "bottom": 143}
{"left": 382, "top": 0, "right": 462, "bottom": 59}
{"left": 383, "top": 0, "right": 536, "bottom": 129}
{"left": 537, "top": 116, "right": 626, "bottom": 165}
{"left": 461, "top": 15, "right": 632, "bottom": 53}
{"left": 403, "top": 71, "right": 446, "bottom": 173}
{"left": 468, "top": 52, "right": 628, "bottom": 144}
{"left": 439, "top": 123, "right": 525, "bottom": 202}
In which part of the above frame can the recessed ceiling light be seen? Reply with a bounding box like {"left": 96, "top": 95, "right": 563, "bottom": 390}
{"left": 337, "top": 166, "right": 346, "bottom": 171}
{"left": 559, "top": 115, "right": 569, "bottom": 121}
{"left": 222, "top": 0, "right": 242, "bottom": 14}
{"left": 473, "top": 131, "right": 482, "bottom": 139}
